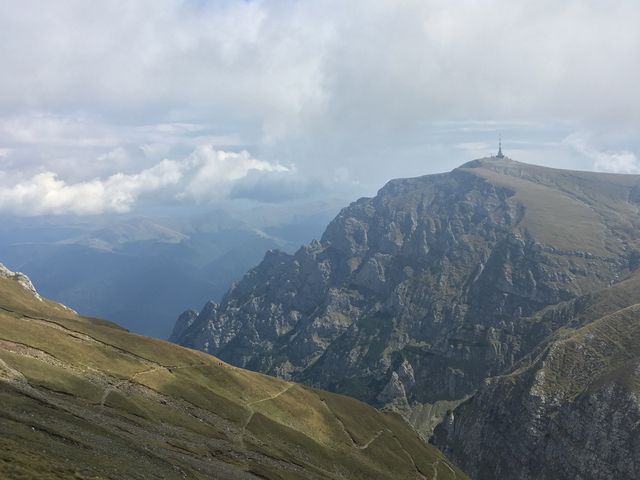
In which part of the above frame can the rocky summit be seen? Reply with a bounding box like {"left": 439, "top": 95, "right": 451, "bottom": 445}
{"left": 172, "top": 157, "right": 640, "bottom": 444}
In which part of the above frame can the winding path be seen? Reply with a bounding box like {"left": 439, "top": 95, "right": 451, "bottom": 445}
{"left": 242, "top": 383, "right": 295, "bottom": 430}
{"left": 100, "top": 363, "right": 206, "bottom": 407}
{"left": 357, "top": 429, "right": 384, "bottom": 450}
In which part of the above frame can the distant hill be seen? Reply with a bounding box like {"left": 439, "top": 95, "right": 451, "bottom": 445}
{"left": 0, "top": 263, "right": 465, "bottom": 479}
{"left": 0, "top": 203, "right": 339, "bottom": 338}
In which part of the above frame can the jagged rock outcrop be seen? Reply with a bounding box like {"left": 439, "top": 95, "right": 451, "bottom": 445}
{"left": 0, "top": 262, "right": 41, "bottom": 300}
{"left": 433, "top": 271, "right": 640, "bottom": 479}
{"left": 173, "top": 157, "right": 640, "bottom": 438}
{"left": 170, "top": 308, "right": 198, "bottom": 342}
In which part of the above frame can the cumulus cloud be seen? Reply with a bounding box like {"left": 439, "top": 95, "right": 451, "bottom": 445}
{"left": 0, "top": 1, "right": 639, "bottom": 205}
{"left": 181, "top": 145, "right": 289, "bottom": 200}
{"left": 564, "top": 134, "right": 640, "bottom": 174}
{"left": 0, "top": 147, "right": 289, "bottom": 215}
{"left": 0, "top": 160, "right": 182, "bottom": 216}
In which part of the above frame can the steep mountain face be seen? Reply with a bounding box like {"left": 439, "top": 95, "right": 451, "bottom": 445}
{"left": 173, "top": 157, "right": 640, "bottom": 436}
{"left": 0, "top": 263, "right": 465, "bottom": 480}
{"left": 433, "top": 271, "right": 640, "bottom": 479}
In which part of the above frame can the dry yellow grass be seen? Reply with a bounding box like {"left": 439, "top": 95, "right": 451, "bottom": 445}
{"left": 0, "top": 274, "right": 467, "bottom": 480}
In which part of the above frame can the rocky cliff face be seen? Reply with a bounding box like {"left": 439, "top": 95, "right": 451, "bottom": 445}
{"left": 172, "top": 157, "right": 640, "bottom": 438}
{"left": 433, "top": 271, "right": 640, "bottom": 479}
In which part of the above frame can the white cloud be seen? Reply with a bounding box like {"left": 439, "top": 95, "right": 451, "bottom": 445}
{"left": 0, "top": 159, "right": 182, "bottom": 216}
{"left": 181, "top": 145, "right": 289, "bottom": 200}
{"left": 564, "top": 134, "right": 640, "bottom": 174}
{"left": 0, "top": 1, "right": 639, "bottom": 201}
{"left": 592, "top": 151, "right": 640, "bottom": 175}
{"left": 1, "top": 2, "right": 638, "bottom": 133}
{"left": 0, "top": 147, "right": 288, "bottom": 216}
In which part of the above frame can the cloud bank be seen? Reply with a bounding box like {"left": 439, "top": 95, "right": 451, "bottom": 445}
{"left": 0, "top": 147, "right": 289, "bottom": 215}
{"left": 0, "top": 1, "right": 638, "bottom": 214}
{"left": 564, "top": 134, "right": 640, "bottom": 174}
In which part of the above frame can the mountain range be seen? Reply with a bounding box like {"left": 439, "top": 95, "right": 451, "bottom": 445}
{"left": 172, "top": 157, "right": 640, "bottom": 478}
{"left": 4, "top": 155, "right": 640, "bottom": 479}
{"left": 0, "top": 201, "right": 340, "bottom": 338}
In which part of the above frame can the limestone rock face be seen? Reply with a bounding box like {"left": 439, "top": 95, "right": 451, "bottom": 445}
{"left": 169, "top": 309, "right": 198, "bottom": 343}
{"left": 433, "top": 272, "right": 640, "bottom": 479}
{"left": 173, "top": 158, "right": 640, "bottom": 442}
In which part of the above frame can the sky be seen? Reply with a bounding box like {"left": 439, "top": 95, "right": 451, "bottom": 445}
{"left": 0, "top": 0, "right": 639, "bottom": 216}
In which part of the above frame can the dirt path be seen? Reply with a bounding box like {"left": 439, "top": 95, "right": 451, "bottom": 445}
{"left": 391, "top": 436, "right": 430, "bottom": 480}
{"left": 319, "top": 398, "right": 386, "bottom": 451}
{"left": 357, "top": 429, "right": 383, "bottom": 450}
{"left": 241, "top": 383, "right": 295, "bottom": 432}
{"left": 100, "top": 366, "right": 158, "bottom": 407}
{"left": 246, "top": 383, "right": 295, "bottom": 408}
{"left": 100, "top": 363, "right": 206, "bottom": 407}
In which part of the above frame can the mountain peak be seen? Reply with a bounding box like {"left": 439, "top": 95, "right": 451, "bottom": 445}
{"left": 458, "top": 156, "right": 518, "bottom": 169}
{"left": 174, "top": 154, "right": 640, "bottom": 440}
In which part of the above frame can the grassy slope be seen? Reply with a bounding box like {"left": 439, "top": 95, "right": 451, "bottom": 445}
{"left": 0, "top": 274, "right": 466, "bottom": 480}
{"left": 512, "top": 282, "right": 640, "bottom": 400}
{"left": 433, "top": 268, "right": 640, "bottom": 479}
{"left": 460, "top": 158, "right": 640, "bottom": 256}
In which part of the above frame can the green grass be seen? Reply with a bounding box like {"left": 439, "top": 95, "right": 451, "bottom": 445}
{"left": 462, "top": 159, "right": 640, "bottom": 256}
{"left": 0, "top": 436, "right": 102, "bottom": 480}
{"left": 0, "top": 274, "right": 468, "bottom": 479}
{"left": 0, "top": 351, "right": 103, "bottom": 402}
